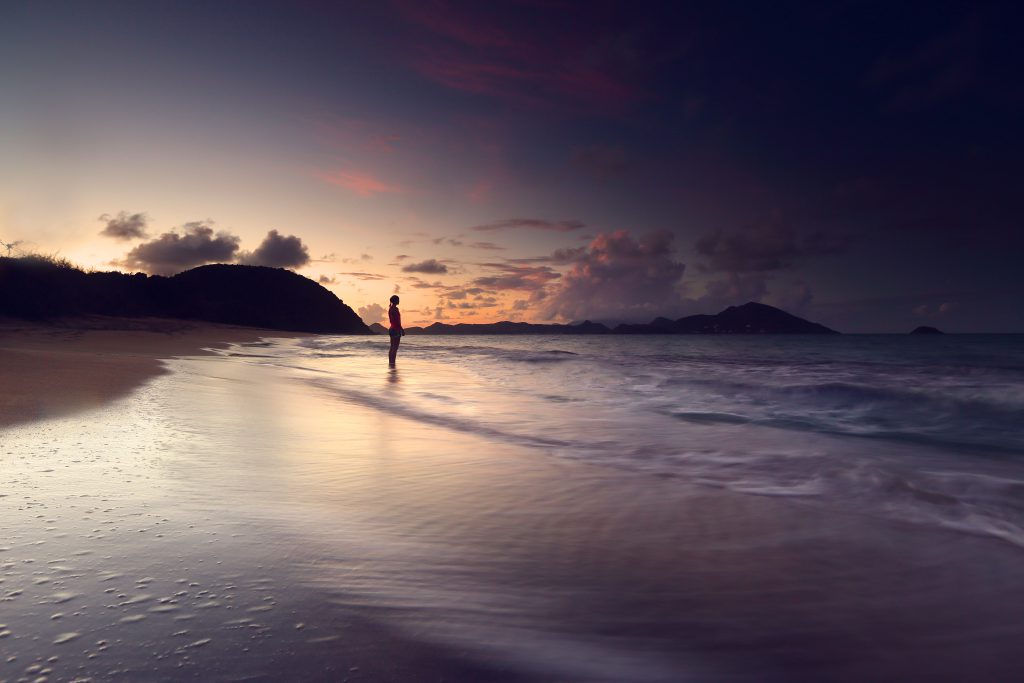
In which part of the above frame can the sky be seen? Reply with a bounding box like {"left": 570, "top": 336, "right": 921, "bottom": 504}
{"left": 1, "top": 0, "right": 1021, "bottom": 332}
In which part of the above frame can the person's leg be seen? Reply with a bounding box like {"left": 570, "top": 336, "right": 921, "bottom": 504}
{"left": 389, "top": 336, "right": 399, "bottom": 365}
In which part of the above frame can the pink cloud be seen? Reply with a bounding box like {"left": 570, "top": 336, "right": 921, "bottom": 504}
{"left": 468, "top": 178, "right": 494, "bottom": 202}
{"left": 536, "top": 230, "right": 686, "bottom": 321}
{"left": 394, "top": 2, "right": 642, "bottom": 111}
{"left": 313, "top": 169, "right": 403, "bottom": 197}
{"left": 311, "top": 119, "right": 405, "bottom": 156}
{"left": 412, "top": 51, "right": 639, "bottom": 110}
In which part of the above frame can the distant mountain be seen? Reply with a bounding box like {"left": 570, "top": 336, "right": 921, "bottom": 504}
{"left": 368, "top": 322, "right": 388, "bottom": 334}
{"left": 404, "top": 303, "right": 837, "bottom": 335}
{"left": 405, "top": 320, "right": 610, "bottom": 335}
{"left": 910, "top": 325, "right": 943, "bottom": 335}
{"left": 616, "top": 302, "right": 838, "bottom": 334}
{"left": 0, "top": 257, "right": 370, "bottom": 334}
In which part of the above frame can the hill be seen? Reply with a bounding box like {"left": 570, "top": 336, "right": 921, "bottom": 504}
{"left": 615, "top": 302, "right": 838, "bottom": 334}
{"left": 405, "top": 320, "right": 609, "bottom": 335}
{"left": 0, "top": 257, "right": 370, "bottom": 334}
{"left": 403, "top": 303, "right": 837, "bottom": 335}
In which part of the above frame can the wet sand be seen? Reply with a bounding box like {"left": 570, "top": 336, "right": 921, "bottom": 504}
{"left": 0, "top": 318, "right": 291, "bottom": 429}
{"left": 2, "top": 337, "right": 1024, "bottom": 681}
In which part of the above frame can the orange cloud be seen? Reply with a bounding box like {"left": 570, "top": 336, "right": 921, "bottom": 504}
{"left": 313, "top": 169, "right": 403, "bottom": 197}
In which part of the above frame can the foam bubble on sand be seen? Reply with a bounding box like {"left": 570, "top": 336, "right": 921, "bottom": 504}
{"left": 148, "top": 605, "right": 179, "bottom": 613}
{"left": 121, "top": 593, "right": 152, "bottom": 605}
{"left": 54, "top": 632, "right": 80, "bottom": 644}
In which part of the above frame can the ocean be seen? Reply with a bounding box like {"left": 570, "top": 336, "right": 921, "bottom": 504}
{"left": 286, "top": 333, "right": 1024, "bottom": 547}
{"left": 3, "top": 333, "right": 1024, "bottom": 681}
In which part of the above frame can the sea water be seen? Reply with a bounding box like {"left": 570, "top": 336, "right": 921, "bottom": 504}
{"left": 280, "top": 333, "right": 1024, "bottom": 547}
{"left": 3, "top": 333, "right": 1024, "bottom": 681}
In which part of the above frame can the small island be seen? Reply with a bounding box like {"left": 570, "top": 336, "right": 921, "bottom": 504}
{"left": 910, "top": 326, "right": 944, "bottom": 335}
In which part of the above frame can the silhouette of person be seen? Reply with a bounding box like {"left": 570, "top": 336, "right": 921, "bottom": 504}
{"left": 388, "top": 294, "right": 405, "bottom": 366}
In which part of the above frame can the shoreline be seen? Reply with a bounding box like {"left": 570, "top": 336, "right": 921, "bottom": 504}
{"left": 2, "top": 330, "right": 1023, "bottom": 680}
{"left": 0, "top": 316, "right": 301, "bottom": 429}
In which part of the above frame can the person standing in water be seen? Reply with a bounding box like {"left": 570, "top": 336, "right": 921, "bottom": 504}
{"left": 388, "top": 294, "right": 405, "bottom": 366}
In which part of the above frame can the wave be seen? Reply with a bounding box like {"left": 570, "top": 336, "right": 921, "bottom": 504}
{"left": 661, "top": 377, "right": 1024, "bottom": 453}
{"left": 222, "top": 334, "right": 1024, "bottom": 549}
{"left": 304, "top": 376, "right": 573, "bottom": 451}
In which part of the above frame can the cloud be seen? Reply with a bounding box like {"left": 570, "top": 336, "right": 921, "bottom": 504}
{"left": 507, "top": 246, "right": 586, "bottom": 265}
{"left": 406, "top": 277, "right": 444, "bottom": 289}
{"left": 358, "top": 302, "right": 387, "bottom": 326}
{"left": 914, "top": 301, "right": 957, "bottom": 318}
{"left": 99, "top": 211, "right": 148, "bottom": 240}
{"left": 339, "top": 271, "right": 387, "bottom": 281}
{"left": 318, "top": 275, "right": 337, "bottom": 285}
{"left": 238, "top": 230, "right": 310, "bottom": 269}
{"left": 695, "top": 217, "right": 848, "bottom": 273}
{"left": 121, "top": 223, "right": 240, "bottom": 275}
{"left": 313, "top": 169, "right": 403, "bottom": 196}
{"left": 471, "top": 218, "right": 585, "bottom": 232}
{"left": 468, "top": 241, "right": 505, "bottom": 250}
{"left": 864, "top": 18, "right": 980, "bottom": 111}
{"left": 468, "top": 178, "right": 494, "bottom": 202}
{"left": 402, "top": 259, "right": 449, "bottom": 274}
{"left": 764, "top": 280, "right": 814, "bottom": 314}
{"left": 471, "top": 263, "right": 560, "bottom": 291}
{"left": 394, "top": 254, "right": 410, "bottom": 261}
{"left": 537, "top": 230, "right": 686, "bottom": 321}
{"left": 395, "top": 2, "right": 642, "bottom": 111}
{"left": 700, "top": 273, "right": 769, "bottom": 307}
{"left": 570, "top": 144, "right": 627, "bottom": 181}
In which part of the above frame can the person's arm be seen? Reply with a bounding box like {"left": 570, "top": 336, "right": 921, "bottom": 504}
{"left": 398, "top": 309, "right": 405, "bottom": 335}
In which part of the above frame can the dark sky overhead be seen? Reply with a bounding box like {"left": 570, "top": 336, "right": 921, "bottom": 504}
{"left": 1, "top": 0, "right": 1021, "bottom": 331}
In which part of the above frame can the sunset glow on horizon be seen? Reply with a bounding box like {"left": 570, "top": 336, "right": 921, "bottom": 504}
{"left": 2, "top": 1, "right": 1021, "bottom": 330}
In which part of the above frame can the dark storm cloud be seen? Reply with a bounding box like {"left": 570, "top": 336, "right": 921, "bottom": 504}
{"left": 538, "top": 230, "right": 686, "bottom": 321}
{"left": 402, "top": 259, "right": 449, "bottom": 274}
{"left": 695, "top": 218, "right": 848, "bottom": 273}
{"left": 99, "top": 211, "right": 148, "bottom": 240}
{"left": 121, "top": 223, "right": 240, "bottom": 275}
{"left": 471, "top": 218, "right": 585, "bottom": 232}
{"left": 238, "top": 230, "right": 310, "bottom": 269}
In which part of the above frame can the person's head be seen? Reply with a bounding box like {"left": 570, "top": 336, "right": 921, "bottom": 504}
{"left": 390, "top": 295, "right": 400, "bottom": 306}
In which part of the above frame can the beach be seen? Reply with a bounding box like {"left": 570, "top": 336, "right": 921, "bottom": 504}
{"left": 2, "top": 330, "right": 1024, "bottom": 681}
{"left": 0, "top": 319, "right": 290, "bottom": 430}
